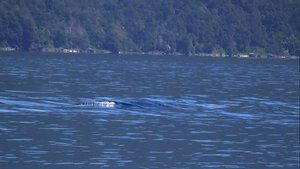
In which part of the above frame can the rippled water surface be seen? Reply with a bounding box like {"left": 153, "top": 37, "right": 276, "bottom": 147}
{"left": 0, "top": 52, "right": 299, "bottom": 168}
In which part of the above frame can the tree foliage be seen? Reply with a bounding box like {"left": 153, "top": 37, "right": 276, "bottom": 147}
{"left": 0, "top": 0, "right": 299, "bottom": 55}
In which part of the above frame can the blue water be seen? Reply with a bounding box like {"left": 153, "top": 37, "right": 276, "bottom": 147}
{"left": 0, "top": 52, "right": 299, "bottom": 168}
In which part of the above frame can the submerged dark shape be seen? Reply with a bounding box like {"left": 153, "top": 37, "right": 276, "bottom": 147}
{"left": 89, "top": 99, "right": 173, "bottom": 110}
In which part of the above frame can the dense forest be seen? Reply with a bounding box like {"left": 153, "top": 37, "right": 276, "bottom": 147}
{"left": 0, "top": 0, "right": 299, "bottom": 55}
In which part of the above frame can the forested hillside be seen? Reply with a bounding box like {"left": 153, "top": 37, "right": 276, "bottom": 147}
{"left": 0, "top": 0, "right": 299, "bottom": 55}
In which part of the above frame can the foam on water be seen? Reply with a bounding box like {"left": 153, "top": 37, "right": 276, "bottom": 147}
{"left": 0, "top": 53, "right": 299, "bottom": 168}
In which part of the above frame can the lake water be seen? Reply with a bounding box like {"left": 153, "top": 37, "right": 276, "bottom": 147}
{"left": 0, "top": 52, "right": 299, "bottom": 169}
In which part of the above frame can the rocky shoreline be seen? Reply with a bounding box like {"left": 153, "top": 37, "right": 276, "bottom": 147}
{"left": 0, "top": 47, "right": 299, "bottom": 59}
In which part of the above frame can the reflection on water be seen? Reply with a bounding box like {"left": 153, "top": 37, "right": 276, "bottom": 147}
{"left": 0, "top": 53, "right": 299, "bottom": 168}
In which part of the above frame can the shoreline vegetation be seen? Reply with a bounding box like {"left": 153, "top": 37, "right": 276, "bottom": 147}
{"left": 0, "top": 0, "right": 299, "bottom": 59}
{"left": 0, "top": 47, "right": 298, "bottom": 59}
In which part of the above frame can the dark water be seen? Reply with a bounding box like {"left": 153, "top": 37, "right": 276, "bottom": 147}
{"left": 0, "top": 52, "right": 299, "bottom": 169}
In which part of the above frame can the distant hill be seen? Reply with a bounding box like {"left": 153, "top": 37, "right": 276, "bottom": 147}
{"left": 0, "top": 0, "right": 299, "bottom": 55}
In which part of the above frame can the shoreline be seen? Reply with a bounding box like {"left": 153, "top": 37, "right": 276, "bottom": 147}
{"left": 0, "top": 48, "right": 299, "bottom": 59}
